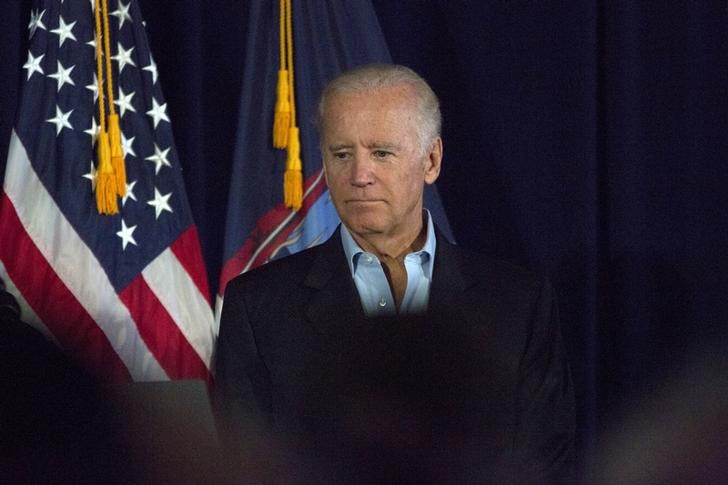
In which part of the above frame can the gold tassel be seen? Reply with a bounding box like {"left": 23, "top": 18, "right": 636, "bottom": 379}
{"left": 273, "top": 69, "right": 291, "bottom": 148}
{"left": 108, "top": 114, "right": 126, "bottom": 196}
{"left": 96, "top": 128, "right": 119, "bottom": 215}
{"left": 280, "top": 0, "right": 301, "bottom": 210}
{"left": 284, "top": 126, "right": 303, "bottom": 210}
{"left": 92, "top": 0, "right": 123, "bottom": 214}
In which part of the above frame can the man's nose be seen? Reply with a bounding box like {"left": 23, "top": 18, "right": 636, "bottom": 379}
{"left": 350, "top": 155, "right": 375, "bottom": 187}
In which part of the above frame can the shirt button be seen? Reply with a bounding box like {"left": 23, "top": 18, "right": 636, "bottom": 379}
{"left": 366, "top": 255, "right": 374, "bottom": 264}
{"left": 378, "top": 298, "right": 387, "bottom": 307}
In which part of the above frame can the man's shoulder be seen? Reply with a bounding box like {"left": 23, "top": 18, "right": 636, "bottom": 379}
{"left": 440, "top": 239, "right": 547, "bottom": 293}
{"left": 224, "top": 238, "right": 334, "bottom": 294}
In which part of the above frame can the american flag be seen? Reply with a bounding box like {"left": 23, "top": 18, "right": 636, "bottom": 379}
{"left": 0, "top": 0, "right": 214, "bottom": 381}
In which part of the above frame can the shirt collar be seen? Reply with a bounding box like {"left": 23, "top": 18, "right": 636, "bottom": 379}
{"left": 340, "top": 210, "right": 437, "bottom": 278}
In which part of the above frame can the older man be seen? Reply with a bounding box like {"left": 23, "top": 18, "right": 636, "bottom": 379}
{"left": 214, "top": 64, "right": 575, "bottom": 482}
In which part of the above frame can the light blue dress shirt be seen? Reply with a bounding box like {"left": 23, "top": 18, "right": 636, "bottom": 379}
{"left": 340, "top": 211, "right": 436, "bottom": 317}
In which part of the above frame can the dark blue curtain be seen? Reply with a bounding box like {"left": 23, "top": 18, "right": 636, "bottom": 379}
{"left": 2, "top": 1, "right": 727, "bottom": 480}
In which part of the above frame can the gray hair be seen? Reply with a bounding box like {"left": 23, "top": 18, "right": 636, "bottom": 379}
{"left": 316, "top": 64, "right": 441, "bottom": 152}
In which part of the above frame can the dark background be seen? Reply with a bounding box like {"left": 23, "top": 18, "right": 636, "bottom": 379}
{"left": 3, "top": 1, "right": 728, "bottom": 479}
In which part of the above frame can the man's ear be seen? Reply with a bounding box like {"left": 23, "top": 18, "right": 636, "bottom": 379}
{"left": 424, "top": 137, "right": 442, "bottom": 185}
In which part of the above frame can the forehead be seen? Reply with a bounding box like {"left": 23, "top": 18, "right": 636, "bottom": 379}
{"left": 321, "top": 85, "right": 419, "bottom": 138}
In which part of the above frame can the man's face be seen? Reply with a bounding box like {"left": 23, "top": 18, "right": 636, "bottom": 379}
{"left": 321, "top": 84, "right": 442, "bottom": 246}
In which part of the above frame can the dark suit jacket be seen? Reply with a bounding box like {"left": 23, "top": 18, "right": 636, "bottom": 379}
{"left": 214, "top": 228, "right": 575, "bottom": 483}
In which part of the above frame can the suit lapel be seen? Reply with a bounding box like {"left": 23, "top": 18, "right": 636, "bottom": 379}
{"left": 303, "top": 228, "right": 365, "bottom": 336}
{"left": 301, "top": 226, "right": 474, "bottom": 333}
{"left": 429, "top": 232, "right": 473, "bottom": 319}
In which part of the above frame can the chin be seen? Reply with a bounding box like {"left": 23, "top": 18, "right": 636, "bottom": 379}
{"left": 344, "top": 218, "right": 387, "bottom": 237}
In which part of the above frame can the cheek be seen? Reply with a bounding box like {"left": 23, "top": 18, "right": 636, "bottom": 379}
{"left": 323, "top": 165, "right": 344, "bottom": 187}
{"left": 328, "top": 173, "right": 348, "bottom": 192}
{"left": 393, "top": 172, "right": 425, "bottom": 206}
{"left": 397, "top": 168, "right": 423, "bottom": 190}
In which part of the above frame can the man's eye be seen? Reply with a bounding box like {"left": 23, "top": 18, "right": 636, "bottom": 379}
{"left": 372, "top": 150, "right": 391, "bottom": 159}
{"left": 332, "top": 152, "right": 349, "bottom": 160}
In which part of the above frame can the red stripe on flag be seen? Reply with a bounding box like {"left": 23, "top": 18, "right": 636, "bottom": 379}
{"left": 249, "top": 174, "right": 329, "bottom": 268}
{"left": 218, "top": 171, "right": 329, "bottom": 297}
{"left": 169, "top": 224, "right": 211, "bottom": 305}
{"left": 119, "top": 275, "right": 210, "bottom": 381}
{"left": 0, "top": 195, "right": 131, "bottom": 381}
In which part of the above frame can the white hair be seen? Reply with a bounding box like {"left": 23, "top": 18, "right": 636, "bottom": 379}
{"left": 316, "top": 64, "right": 441, "bottom": 153}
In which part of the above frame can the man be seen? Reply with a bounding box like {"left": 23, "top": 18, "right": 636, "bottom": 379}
{"left": 214, "top": 64, "right": 575, "bottom": 482}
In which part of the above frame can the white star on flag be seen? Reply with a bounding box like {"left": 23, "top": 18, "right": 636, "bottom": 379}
{"left": 121, "top": 132, "right": 137, "bottom": 158}
{"left": 84, "top": 117, "right": 99, "bottom": 145}
{"left": 46, "top": 105, "right": 74, "bottom": 135}
{"left": 48, "top": 60, "right": 76, "bottom": 92}
{"left": 50, "top": 16, "right": 78, "bottom": 47}
{"left": 111, "top": 1, "right": 133, "bottom": 29}
{"left": 146, "top": 98, "right": 170, "bottom": 128}
{"left": 143, "top": 56, "right": 158, "bottom": 84}
{"left": 82, "top": 161, "right": 97, "bottom": 189}
{"left": 115, "top": 87, "right": 137, "bottom": 117}
{"left": 122, "top": 180, "right": 138, "bottom": 206}
{"left": 116, "top": 219, "right": 138, "bottom": 250}
{"left": 86, "top": 73, "right": 100, "bottom": 102}
{"left": 23, "top": 52, "right": 45, "bottom": 80}
{"left": 28, "top": 9, "right": 46, "bottom": 38}
{"left": 147, "top": 188, "right": 173, "bottom": 219}
{"left": 112, "top": 43, "right": 136, "bottom": 74}
{"left": 145, "top": 144, "right": 172, "bottom": 174}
